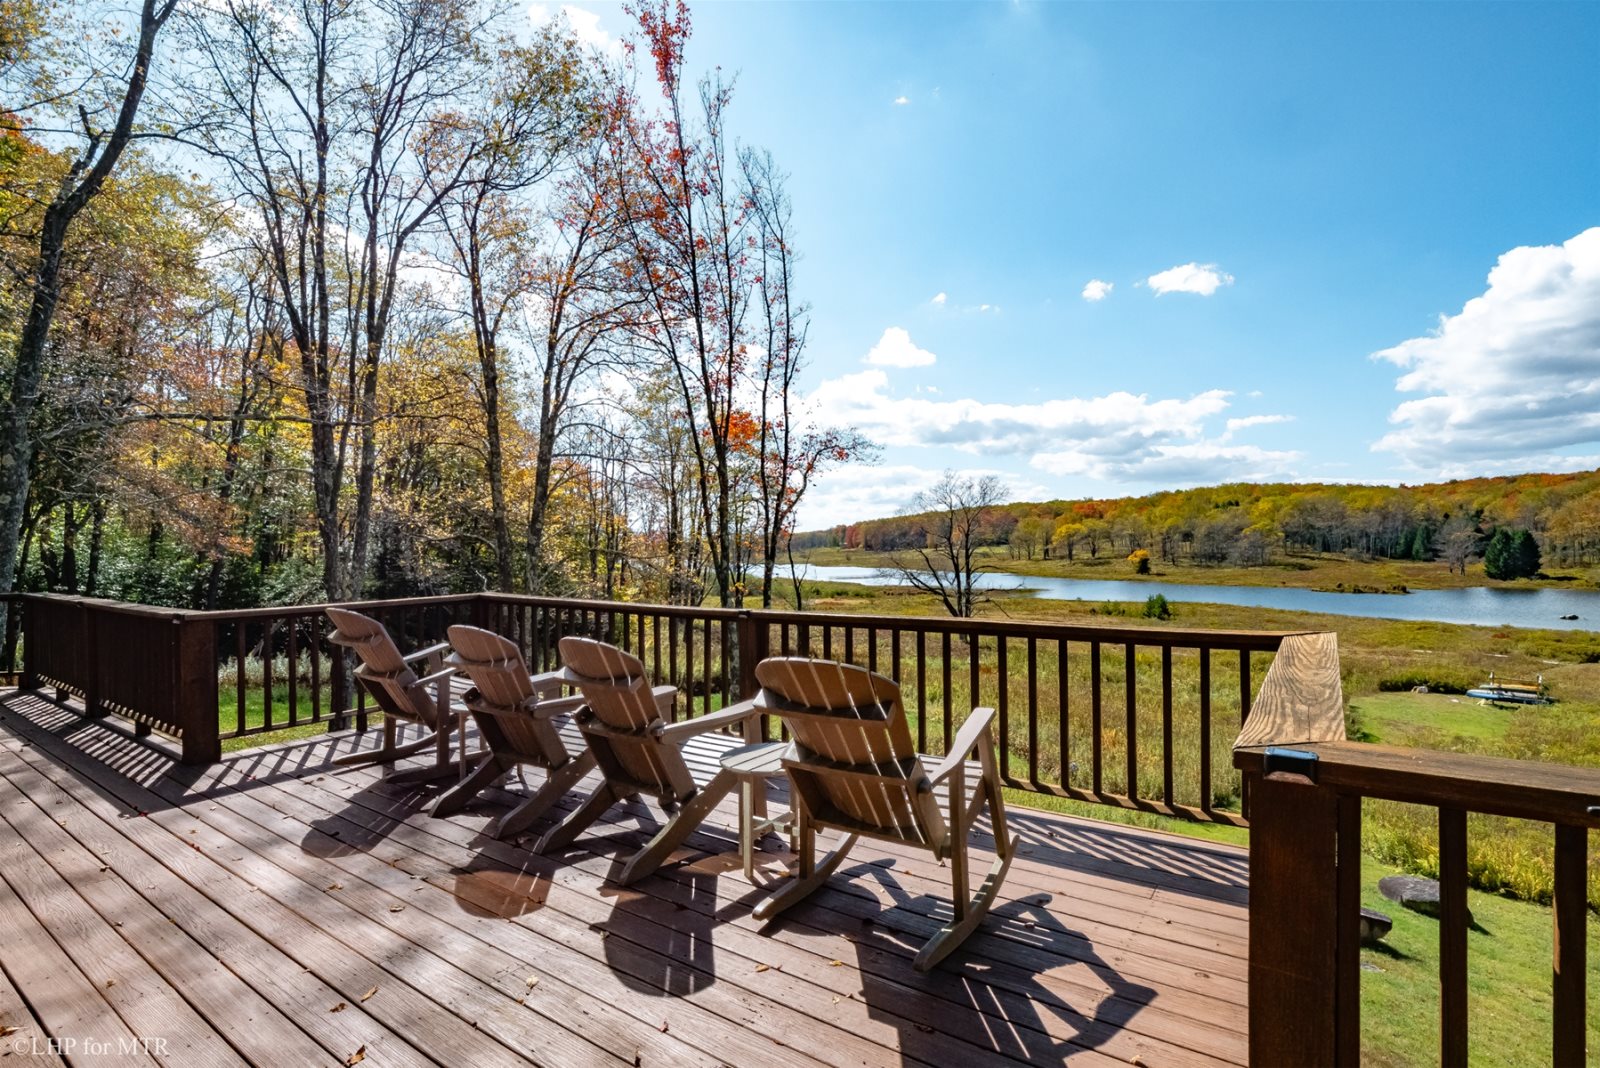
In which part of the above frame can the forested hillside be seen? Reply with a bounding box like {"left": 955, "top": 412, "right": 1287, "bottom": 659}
{"left": 0, "top": 0, "right": 866, "bottom": 612}
{"left": 795, "top": 472, "right": 1600, "bottom": 573}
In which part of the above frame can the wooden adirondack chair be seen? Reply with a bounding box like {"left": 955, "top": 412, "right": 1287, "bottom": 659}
{"left": 751, "top": 656, "right": 1016, "bottom": 972}
{"left": 433, "top": 624, "right": 594, "bottom": 839}
{"left": 541, "top": 636, "right": 761, "bottom": 885}
{"left": 324, "top": 607, "right": 470, "bottom": 785}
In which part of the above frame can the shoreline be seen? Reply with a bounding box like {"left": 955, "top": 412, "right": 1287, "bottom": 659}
{"left": 794, "top": 546, "right": 1599, "bottom": 595}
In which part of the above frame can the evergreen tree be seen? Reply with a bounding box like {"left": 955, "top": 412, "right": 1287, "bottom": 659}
{"left": 1485, "top": 527, "right": 1541, "bottom": 579}
{"left": 1483, "top": 528, "right": 1515, "bottom": 579}
{"left": 1512, "top": 529, "right": 1542, "bottom": 578}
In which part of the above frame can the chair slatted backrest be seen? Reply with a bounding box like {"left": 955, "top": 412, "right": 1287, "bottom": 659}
{"left": 558, "top": 636, "right": 694, "bottom": 802}
{"left": 445, "top": 625, "right": 569, "bottom": 767}
{"left": 325, "top": 607, "right": 439, "bottom": 725}
{"left": 755, "top": 657, "right": 947, "bottom": 852}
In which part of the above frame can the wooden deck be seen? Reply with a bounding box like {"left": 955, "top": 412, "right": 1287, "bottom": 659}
{"left": 0, "top": 689, "right": 1247, "bottom": 1067}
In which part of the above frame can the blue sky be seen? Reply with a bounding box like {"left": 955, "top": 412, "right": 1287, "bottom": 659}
{"left": 539, "top": 1, "right": 1600, "bottom": 528}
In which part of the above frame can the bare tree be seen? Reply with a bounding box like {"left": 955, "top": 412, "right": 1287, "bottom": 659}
{"left": 882, "top": 471, "right": 1009, "bottom": 618}
{"left": 740, "top": 146, "right": 873, "bottom": 607}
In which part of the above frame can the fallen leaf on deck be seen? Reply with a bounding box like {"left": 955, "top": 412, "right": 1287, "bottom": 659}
{"left": 329, "top": 1002, "right": 346, "bottom": 1013}
{"left": 754, "top": 964, "right": 769, "bottom": 973}
{"left": 0, "top": 1026, "right": 18, "bottom": 1038}
{"left": 525, "top": 976, "right": 539, "bottom": 990}
{"left": 343, "top": 1046, "right": 366, "bottom": 1066}
{"left": 915, "top": 1024, "right": 934, "bottom": 1033}
{"left": 388, "top": 904, "right": 405, "bottom": 913}
{"left": 658, "top": 1020, "right": 669, "bottom": 1033}
{"left": 828, "top": 960, "right": 843, "bottom": 967}
{"left": 326, "top": 883, "right": 343, "bottom": 892}
{"left": 360, "top": 986, "right": 378, "bottom": 1002}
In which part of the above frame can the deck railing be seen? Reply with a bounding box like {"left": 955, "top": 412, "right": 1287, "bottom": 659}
{"left": 1234, "top": 633, "right": 1597, "bottom": 1067}
{"left": 14, "top": 591, "right": 1291, "bottom": 823}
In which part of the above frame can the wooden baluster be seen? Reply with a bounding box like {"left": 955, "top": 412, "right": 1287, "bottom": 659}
{"left": 1124, "top": 642, "right": 1137, "bottom": 800}
{"left": 941, "top": 632, "right": 953, "bottom": 754}
{"left": 1241, "top": 649, "right": 1255, "bottom": 817}
{"left": 1553, "top": 823, "right": 1587, "bottom": 1067}
{"left": 262, "top": 619, "right": 274, "bottom": 731}
{"left": 682, "top": 620, "right": 693, "bottom": 722}
{"left": 235, "top": 623, "right": 247, "bottom": 737}
{"left": 1026, "top": 636, "right": 1039, "bottom": 786}
{"left": 652, "top": 614, "right": 662, "bottom": 680}
{"left": 1058, "top": 638, "right": 1070, "bottom": 789}
{"left": 1199, "top": 647, "right": 1212, "bottom": 813}
{"left": 915, "top": 629, "right": 927, "bottom": 753}
{"left": 1091, "top": 641, "right": 1103, "bottom": 795}
{"left": 844, "top": 625, "right": 854, "bottom": 664}
{"left": 718, "top": 618, "right": 730, "bottom": 710}
{"left": 702, "top": 618, "right": 712, "bottom": 716}
{"left": 286, "top": 618, "right": 299, "bottom": 726}
{"left": 310, "top": 619, "right": 322, "bottom": 723}
{"left": 996, "top": 635, "right": 1010, "bottom": 779}
{"left": 822, "top": 623, "right": 833, "bottom": 660}
{"left": 1161, "top": 645, "right": 1174, "bottom": 807}
{"left": 1439, "top": 806, "right": 1469, "bottom": 1067}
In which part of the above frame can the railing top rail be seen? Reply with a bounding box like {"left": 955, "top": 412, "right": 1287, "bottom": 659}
{"left": 16, "top": 591, "right": 477, "bottom": 623}
{"left": 1237, "top": 740, "right": 1600, "bottom": 828}
{"left": 16, "top": 591, "right": 1303, "bottom": 649}
{"left": 752, "top": 607, "right": 1302, "bottom": 649}
{"left": 478, "top": 593, "right": 747, "bottom": 621}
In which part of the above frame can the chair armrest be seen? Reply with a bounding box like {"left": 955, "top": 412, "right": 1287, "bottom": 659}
{"left": 929, "top": 707, "right": 996, "bottom": 786}
{"left": 655, "top": 698, "right": 760, "bottom": 741}
{"left": 403, "top": 641, "right": 451, "bottom": 666}
{"left": 415, "top": 665, "right": 459, "bottom": 688}
{"left": 528, "top": 694, "right": 586, "bottom": 718}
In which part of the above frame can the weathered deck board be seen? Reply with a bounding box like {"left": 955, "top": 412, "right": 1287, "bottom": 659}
{"left": 0, "top": 689, "right": 1247, "bottom": 1067}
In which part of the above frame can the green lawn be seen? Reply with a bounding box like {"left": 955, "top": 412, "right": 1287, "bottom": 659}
{"left": 1356, "top": 855, "right": 1600, "bottom": 1067}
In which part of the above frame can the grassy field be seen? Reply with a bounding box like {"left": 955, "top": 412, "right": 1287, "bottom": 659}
{"left": 798, "top": 544, "right": 1600, "bottom": 592}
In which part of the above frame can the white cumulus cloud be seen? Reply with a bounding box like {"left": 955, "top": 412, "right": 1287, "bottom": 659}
{"left": 930, "top": 292, "right": 947, "bottom": 306}
{"left": 1373, "top": 227, "right": 1600, "bottom": 470}
{"left": 893, "top": 95, "right": 910, "bottom": 106}
{"left": 793, "top": 465, "right": 1045, "bottom": 529}
{"left": 862, "top": 327, "right": 938, "bottom": 368}
{"left": 1081, "top": 279, "right": 1114, "bottom": 302}
{"left": 1147, "top": 262, "right": 1234, "bottom": 296}
{"left": 1221, "top": 414, "right": 1292, "bottom": 441}
{"left": 528, "top": 3, "right": 619, "bottom": 56}
{"left": 808, "top": 371, "right": 1298, "bottom": 485}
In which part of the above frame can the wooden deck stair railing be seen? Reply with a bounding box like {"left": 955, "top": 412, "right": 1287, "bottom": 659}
{"left": 12, "top": 591, "right": 1290, "bottom": 827}
{"left": 1234, "top": 632, "right": 1598, "bottom": 1067}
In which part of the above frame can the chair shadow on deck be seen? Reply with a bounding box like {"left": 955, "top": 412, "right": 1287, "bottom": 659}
{"left": 754, "top": 825, "right": 1160, "bottom": 1066}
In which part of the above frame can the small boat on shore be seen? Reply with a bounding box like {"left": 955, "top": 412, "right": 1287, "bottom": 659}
{"left": 1466, "top": 673, "right": 1551, "bottom": 705}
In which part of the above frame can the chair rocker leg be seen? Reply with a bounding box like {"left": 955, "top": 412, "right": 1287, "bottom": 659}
{"left": 428, "top": 754, "right": 505, "bottom": 819}
{"left": 912, "top": 832, "right": 1017, "bottom": 972}
{"left": 616, "top": 776, "right": 734, "bottom": 886}
{"left": 333, "top": 724, "right": 438, "bottom": 767}
{"left": 753, "top": 831, "right": 860, "bottom": 921}
{"left": 489, "top": 752, "right": 597, "bottom": 841}
{"left": 533, "top": 783, "right": 619, "bottom": 855}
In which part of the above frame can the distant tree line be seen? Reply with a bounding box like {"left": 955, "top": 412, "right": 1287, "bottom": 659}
{"left": 796, "top": 473, "right": 1600, "bottom": 578}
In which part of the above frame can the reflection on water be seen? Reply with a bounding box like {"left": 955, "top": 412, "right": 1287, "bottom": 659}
{"left": 790, "top": 565, "right": 1600, "bottom": 631}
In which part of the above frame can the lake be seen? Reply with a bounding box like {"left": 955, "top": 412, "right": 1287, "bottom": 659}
{"left": 790, "top": 564, "right": 1600, "bottom": 632}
